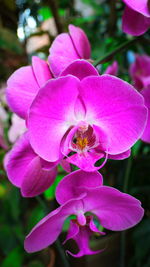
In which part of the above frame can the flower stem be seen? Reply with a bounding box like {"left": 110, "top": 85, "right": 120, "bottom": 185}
{"left": 93, "top": 37, "right": 140, "bottom": 66}
{"left": 36, "top": 196, "right": 48, "bottom": 214}
{"left": 120, "top": 155, "right": 133, "bottom": 267}
{"left": 49, "top": 0, "right": 63, "bottom": 33}
{"left": 123, "top": 156, "right": 132, "bottom": 193}
{"left": 55, "top": 239, "right": 70, "bottom": 267}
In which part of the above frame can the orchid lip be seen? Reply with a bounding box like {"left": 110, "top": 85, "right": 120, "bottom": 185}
{"left": 71, "top": 124, "right": 99, "bottom": 154}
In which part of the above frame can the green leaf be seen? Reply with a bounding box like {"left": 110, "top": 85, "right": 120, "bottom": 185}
{"left": 28, "top": 261, "right": 44, "bottom": 267}
{"left": 6, "top": 187, "right": 21, "bottom": 221}
{"left": 0, "top": 224, "right": 19, "bottom": 254}
{"left": 62, "top": 215, "right": 76, "bottom": 232}
{"left": 132, "top": 140, "right": 142, "bottom": 157}
{"left": 44, "top": 173, "right": 64, "bottom": 200}
{"left": 38, "top": 7, "right": 52, "bottom": 20}
{"left": 1, "top": 246, "right": 23, "bottom": 267}
{"left": 27, "top": 206, "right": 45, "bottom": 232}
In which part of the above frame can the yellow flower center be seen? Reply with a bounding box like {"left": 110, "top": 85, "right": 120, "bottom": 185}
{"left": 76, "top": 137, "right": 88, "bottom": 150}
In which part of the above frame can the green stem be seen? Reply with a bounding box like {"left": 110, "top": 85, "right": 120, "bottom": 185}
{"left": 55, "top": 239, "right": 70, "bottom": 267}
{"left": 120, "top": 155, "right": 133, "bottom": 267}
{"left": 123, "top": 156, "right": 132, "bottom": 193}
{"left": 93, "top": 37, "right": 140, "bottom": 66}
{"left": 49, "top": 0, "right": 63, "bottom": 33}
{"left": 120, "top": 231, "right": 126, "bottom": 267}
{"left": 108, "top": 0, "right": 117, "bottom": 36}
{"left": 36, "top": 196, "right": 48, "bottom": 214}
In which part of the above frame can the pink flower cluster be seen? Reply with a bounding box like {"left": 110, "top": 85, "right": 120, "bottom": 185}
{"left": 130, "top": 54, "right": 150, "bottom": 143}
{"left": 5, "top": 25, "right": 148, "bottom": 257}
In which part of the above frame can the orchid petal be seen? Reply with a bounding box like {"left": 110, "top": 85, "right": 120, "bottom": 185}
{"left": 69, "top": 24, "right": 91, "bottom": 59}
{"left": 66, "top": 152, "right": 103, "bottom": 172}
{"left": 123, "top": 0, "right": 150, "bottom": 17}
{"left": 21, "top": 156, "right": 57, "bottom": 197}
{"left": 32, "top": 56, "right": 52, "bottom": 87}
{"left": 24, "top": 198, "right": 85, "bottom": 253}
{"left": 105, "top": 61, "right": 118, "bottom": 76}
{"left": 49, "top": 33, "right": 79, "bottom": 77}
{"left": 6, "top": 66, "right": 39, "bottom": 119}
{"left": 122, "top": 6, "right": 150, "bottom": 36}
{"left": 141, "top": 87, "right": 150, "bottom": 143}
{"left": 28, "top": 75, "right": 80, "bottom": 162}
{"left": 108, "top": 149, "right": 131, "bottom": 160}
{"left": 66, "top": 220, "right": 103, "bottom": 257}
{"left": 80, "top": 75, "right": 147, "bottom": 155}
{"left": 56, "top": 169, "right": 103, "bottom": 205}
{"left": 130, "top": 55, "right": 150, "bottom": 90}
{"left": 83, "top": 186, "right": 144, "bottom": 231}
{"left": 61, "top": 59, "right": 99, "bottom": 80}
{"left": 5, "top": 132, "right": 57, "bottom": 197}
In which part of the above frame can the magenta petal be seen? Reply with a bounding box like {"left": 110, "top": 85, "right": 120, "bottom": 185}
{"left": 69, "top": 24, "right": 91, "bottom": 59}
{"left": 130, "top": 55, "right": 150, "bottom": 90}
{"left": 108, "top": 149, "right": 131, "bottom": 160}
{"left": 123, "top": 0, "right": 150, "bottom": 17}
{"left": 89, "top": 217, "right": 105, "bottom": 235}
{"left": 141, "top": 112, "right": 150, "bottom": 143}
{"left": 61, "top": 60, "right": 99, "bottom": 80}
{"left": 63, "top": 220, "right": 79, "bottom": 244}
{"left": 49, "top": 33, "right": 79, "bottom": 77}
{"left": 141, "top": 87, "right": 150, "bottom": 143}
{"left": 56, "top": 169, "right": 103, "bottom": 205}
{"left": 24, "top": 198, "right": 84, "bottom": 253}
{"left": 105, "top": 61, "right": 118, "bottom": 76}
{"left": 122, "top": 7, "right": 150, "bottom": 36}
{"left": 5, "top": 132, "right": 57, "bottom": 197}
{"left": 66, "top": 152, "right": 102, "bottom": 172}
{"left": 80, "top": 75, "right": 147, "bottom": 155}
{"left": 60, "top": 159, "right": 71, "bottom": 173}
{"left": 66, "top": 220, "right": 103, "bottom": 257}
{"left": 28, "top": 75, "right": 80, "bottom": 161}
{"left": 84, "top": 186, "right": 144, "bottom": 231}
{"left": 6, "top": 66, "right": 39, "bottom": 119}
{"left": 5, "top": 132, "right": 36, "bottom": 187}
{"left": 32, "top": 56, "right": 52, "bottom": 87}
{"left": 21, "top": 156, "right": 57, "bottom": 197}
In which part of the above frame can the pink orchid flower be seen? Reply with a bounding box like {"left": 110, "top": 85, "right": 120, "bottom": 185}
{"left": 24, "top": 170, "right": 144, "bottom": 257}
{"left": 6, "top": 56, "right": 52, "bottom": 119}
{"left": 122, "top": 0, "right": 150, "bottom": 36}
{"left": 27, "top": 62, "right": 147, "bottom": 171}
{"left": 140, "top": 87, "right": 150, "bottom": 143}
{"left": 4, "top": 132, "right": 58, "bottom": 197}
{"left": 4, "top": 59, "right": 104, "bottom": 196}
{"left": 130, "top": 55, "right": 150, "bottom": 143}
{"left": 48, "top": 24, "right": 91, "bottom": 77}
{"left": 105, "top": 61, "right": 118, "bottom": 76}
{"left": 130, "top": 55, "right": 150, "bottom": 91}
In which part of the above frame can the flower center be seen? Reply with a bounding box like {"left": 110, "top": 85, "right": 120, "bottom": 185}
{"left": 71, "top": 124, "right": 97, "bottom": 153}
{"left": 75, "top": 136, "right": 88, "bottom": 151}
